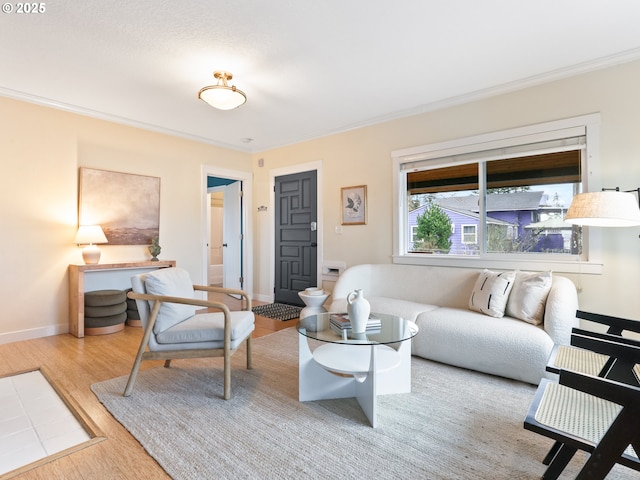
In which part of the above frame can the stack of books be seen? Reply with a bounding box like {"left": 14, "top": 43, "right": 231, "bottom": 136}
{"left": 329, "top": 313, "right": 382, "bottom": 334}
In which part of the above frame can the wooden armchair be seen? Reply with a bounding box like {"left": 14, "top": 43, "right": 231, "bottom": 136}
{"left": 547, "top": 310, "right": 640, "bottom": 382}
{"left": 525, "top": 332, "right": 640, "bottom": 479}
{"left": 542, "top": 310, "right": 640, "bottom": 473}
{"left": 124, "top": 267, "right": 254, "bottom": 400}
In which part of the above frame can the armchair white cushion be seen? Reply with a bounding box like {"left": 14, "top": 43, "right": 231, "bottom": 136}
{"left": 155, "top": 311, "right": 254, "bottom": 348}
{"left": 144, "top": 267, "right": 198, "bottom": 333}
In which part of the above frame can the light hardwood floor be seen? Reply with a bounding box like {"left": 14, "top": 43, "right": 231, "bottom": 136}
{"left": 0, "top": 296, "right": 297, "bottom": 479}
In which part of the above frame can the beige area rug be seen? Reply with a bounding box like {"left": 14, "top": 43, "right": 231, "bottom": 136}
{"left": 91, "top": 328, "right": 635, "bottom": 480}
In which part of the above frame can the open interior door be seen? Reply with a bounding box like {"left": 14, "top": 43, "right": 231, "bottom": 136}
{"left": 223, "top": 180, "right": 242, "bottom": 291}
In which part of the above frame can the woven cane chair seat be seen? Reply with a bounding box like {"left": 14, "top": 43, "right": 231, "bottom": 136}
{"left": 535, "top": 381, "right": 638, "bottom": 461}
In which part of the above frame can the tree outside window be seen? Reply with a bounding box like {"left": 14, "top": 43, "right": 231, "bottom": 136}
{"left": 413, "top": 198, "right": 452, "bottom": 253}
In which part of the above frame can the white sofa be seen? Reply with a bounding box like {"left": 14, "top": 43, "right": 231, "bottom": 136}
{"left": 328, "top": 264, "right": 579, "bottom": 385}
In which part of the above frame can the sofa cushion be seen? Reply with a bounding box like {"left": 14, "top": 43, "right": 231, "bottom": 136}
{"left": 144, "top": 268, "right": 198, "bottom": 333}
{"left": 506, "top": 271, "right": 552, "bottom": 325}
{"left": 468, "top": 270, "right": 516, "bottom": 318}
{"left": 413, "top": 307, "right": 553, "bottom": 384}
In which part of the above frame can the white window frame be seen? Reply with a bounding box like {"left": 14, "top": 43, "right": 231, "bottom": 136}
{"left": 411, "top": 225, "right": 419, "bottom": 243}
{"left": 391, "top": 114, "right": 603, "bottom": 274}
{"left": 461, "top": 224, "right": 477, "bottom": 244}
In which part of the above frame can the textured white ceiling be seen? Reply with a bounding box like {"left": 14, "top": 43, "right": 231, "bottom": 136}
{"left": 2, "top": 1, "right": 640, "bottom": 152}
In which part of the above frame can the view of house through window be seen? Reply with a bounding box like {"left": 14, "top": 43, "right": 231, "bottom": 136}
{"left": 407, "top": 150, "right": 582, "bottom": 257}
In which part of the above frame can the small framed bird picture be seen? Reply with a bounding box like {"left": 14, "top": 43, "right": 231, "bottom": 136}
{"left": 341, "top": 185, "right": 367, "bottom": 225}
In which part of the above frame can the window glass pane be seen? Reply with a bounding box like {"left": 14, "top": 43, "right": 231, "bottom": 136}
{"left": 408, "top": 188, "right": 479, "bottom": 255}
{"left": 485, "top": 153, "right": 581, "bottom": 254}
{"left": 406, "top": 150, "right": 582, "bottom": 256}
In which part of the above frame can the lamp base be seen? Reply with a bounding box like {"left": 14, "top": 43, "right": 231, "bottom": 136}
{"left": 82, "top": 244, "right": 101, "bottom": 264}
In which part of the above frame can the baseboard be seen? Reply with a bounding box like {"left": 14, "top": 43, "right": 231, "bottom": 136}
{"left": 0, "top": 323, "right": 68, "bottom": 345}
{"left": 253, "top": 293, "right": 274, "bottom": 303}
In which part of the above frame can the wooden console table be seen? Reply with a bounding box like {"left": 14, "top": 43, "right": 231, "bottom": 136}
{"left": 68, "top": 260, "right": 175, "bottom": 338}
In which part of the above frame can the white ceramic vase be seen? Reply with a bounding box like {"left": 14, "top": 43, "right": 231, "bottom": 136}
{"left": 347, "top": 289, "right": 370, "bottom": 335}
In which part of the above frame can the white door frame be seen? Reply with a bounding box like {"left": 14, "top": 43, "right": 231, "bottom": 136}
{"left": 202, "top": 165, "right": 253, "bottom": 300}
{"left": 268, "top": 160, "right": 323, "bottom": 303}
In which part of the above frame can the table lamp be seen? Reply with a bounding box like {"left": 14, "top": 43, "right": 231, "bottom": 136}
{"left": 74, "top": 225, "right": 108, "bottom": 264}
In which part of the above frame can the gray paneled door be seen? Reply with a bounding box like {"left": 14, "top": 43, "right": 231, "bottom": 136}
{"left": 274, "top": 170, "right": 317, "bottom": 306}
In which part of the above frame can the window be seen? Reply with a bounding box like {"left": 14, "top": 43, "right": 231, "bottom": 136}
{"left": 462, "top": 225, "right": 477, "bottom": 244}
{"left": 392, "top": 114, "right": 603, "bottom": 273}
{"left": 411, "top": 225, "right": 419, "bottom": 243}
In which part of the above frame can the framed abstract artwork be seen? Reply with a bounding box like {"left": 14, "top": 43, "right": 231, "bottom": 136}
{"left": 78, "top": 167, "right": 160, "bottom": 245}
{"left": 341, "top": 185, "right": 367, "bottom": 225}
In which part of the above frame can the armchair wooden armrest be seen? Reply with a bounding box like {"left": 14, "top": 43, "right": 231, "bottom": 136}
{"left": 127, "top": 290, "right": 234, "bottom": 312}
{"left": 193, "top": 284, "right": 252, "bottom": 311}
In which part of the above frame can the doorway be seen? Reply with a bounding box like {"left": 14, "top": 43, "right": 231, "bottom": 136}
{"left": 202, "top": 165, "right": 252, "bottom": 298}
{"left": 207, "top": 179, "right": 242, "bottom": 291}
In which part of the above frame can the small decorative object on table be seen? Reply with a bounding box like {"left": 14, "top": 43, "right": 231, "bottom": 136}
{"left": 298, "top": 287, "right": 329, "bottom": 331}
{"left": 329, "top": 313, "right": 381, "bottom": 336}
{"left": 148, "top": 237, "right": 161, "bottom": 261}
{"left": 347, "top": 289, "right": 370, "bottom": 334}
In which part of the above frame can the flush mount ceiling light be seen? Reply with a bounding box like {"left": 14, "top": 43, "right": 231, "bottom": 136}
{"left": 198, "top": 71, "right": 247, "bottom": 110}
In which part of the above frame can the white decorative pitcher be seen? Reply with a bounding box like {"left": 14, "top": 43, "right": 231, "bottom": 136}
{"left": 347, "top": 289, "right": 370, "bottom": 335}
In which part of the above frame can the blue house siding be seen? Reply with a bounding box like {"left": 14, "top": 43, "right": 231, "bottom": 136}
{"left": 489, "top": 210, "right": 536, "bottom": 238}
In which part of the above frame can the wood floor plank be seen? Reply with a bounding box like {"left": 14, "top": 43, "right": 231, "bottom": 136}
{"left": 1, "top": 295, "right": 298, "bottom": 479}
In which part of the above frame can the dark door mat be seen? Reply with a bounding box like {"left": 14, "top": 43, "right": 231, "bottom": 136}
{"left": 252, "top": 303, "right": 302, "bottom": 321}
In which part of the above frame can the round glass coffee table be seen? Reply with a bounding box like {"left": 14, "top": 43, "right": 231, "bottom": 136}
{"left": 297, "top": 312, "right": 419, "bottom": 427}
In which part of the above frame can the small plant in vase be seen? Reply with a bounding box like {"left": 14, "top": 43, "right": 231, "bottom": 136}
{"left": 148, "top": 237, "right": 161, "bottom": 261}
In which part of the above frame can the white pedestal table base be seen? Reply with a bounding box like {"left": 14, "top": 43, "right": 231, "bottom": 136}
{"left": 298, "top": 332, "right": 413, "bottom": 428}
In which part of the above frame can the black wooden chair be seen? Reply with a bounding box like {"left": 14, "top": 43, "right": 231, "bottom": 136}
{"left": 542, "top": 310, "right": 640, "bottom": 472}
{"left": 547, "top": 310, "right": 640, "bottom": 383}
{"left": 524, "top": 332, "right": 640, "bottom": 479}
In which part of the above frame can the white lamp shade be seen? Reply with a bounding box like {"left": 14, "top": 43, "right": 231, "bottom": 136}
{"left": 74, "top": 225, "right": 108, "bottom": 245}
{"left": 198, "top": 86, "right": 246, "bottom": 110}
{"left": 564, "top": 191, "right": 640, "bottom": 227}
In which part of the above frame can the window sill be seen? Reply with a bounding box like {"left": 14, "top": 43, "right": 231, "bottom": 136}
{"left": 392, "top": 254, "right": 603, "bottom": 275}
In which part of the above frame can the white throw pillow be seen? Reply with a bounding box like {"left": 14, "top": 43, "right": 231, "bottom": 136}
{"left": 468, "top": 269, "right": 516, "bottom": 318}
{"left": 506, "top": 271, "right": 552, "bottom": 325}
{"left": 144, "top": 268, "right": 198, "bottom": 333}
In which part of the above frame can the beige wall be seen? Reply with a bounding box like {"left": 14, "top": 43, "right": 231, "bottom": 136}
{"left": 0, "top": 97, "right": 250, "bottom": 342}
{"left": 2, "top": 59, "right": 640, "bottom": 344}
{"left": 252, "top": 60, "right": 640, "bottom": 321}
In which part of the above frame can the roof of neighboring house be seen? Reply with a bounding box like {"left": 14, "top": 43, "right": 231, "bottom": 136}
{"left": 524, "top": 217, "right": 574, "bottom": 230}
{"left": 435, "top": 191, "right": 544, "bottom": 212}
{"left": 411, "top": 205, "right": 517, "bottom": 226}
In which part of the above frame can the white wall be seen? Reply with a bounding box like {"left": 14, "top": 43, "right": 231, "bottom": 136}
{"left": 251, "top": 59, "right": 640, "bottom": 322}
{"left": 2, "top": 58, "right": 640, "bottom": 344}
{"left": 0, "top": 97, "right": 250, "bottom": 343}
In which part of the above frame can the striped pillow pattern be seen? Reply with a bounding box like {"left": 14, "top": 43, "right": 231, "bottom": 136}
{"left": 468, "top": 269, "right": 516, "bottom": 318}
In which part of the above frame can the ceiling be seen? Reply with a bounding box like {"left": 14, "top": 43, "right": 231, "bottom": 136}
{"left": 3, "top": 1, "right": 640, "bottom": 153}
